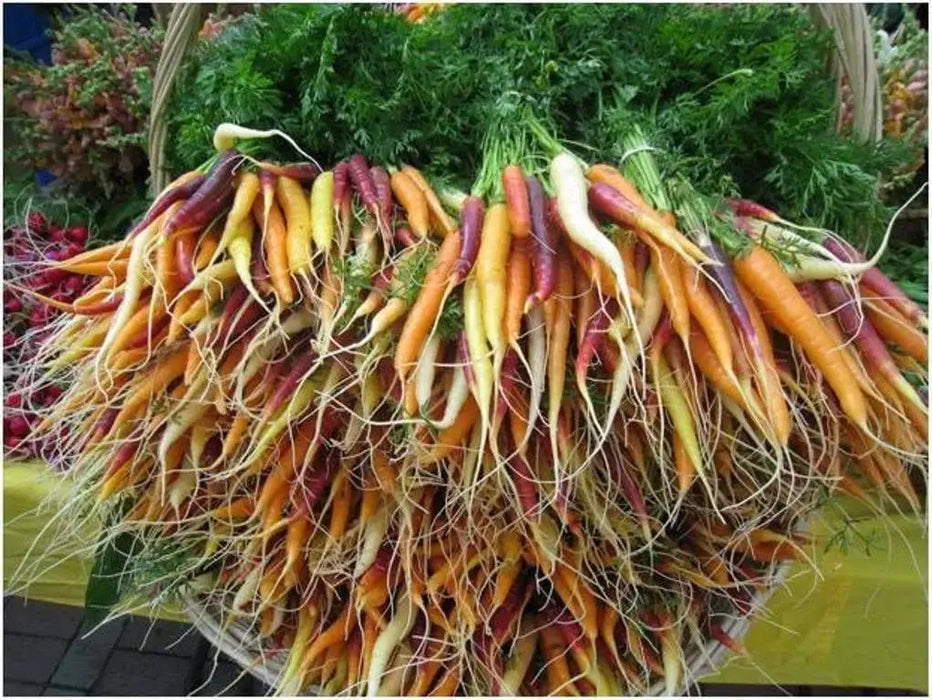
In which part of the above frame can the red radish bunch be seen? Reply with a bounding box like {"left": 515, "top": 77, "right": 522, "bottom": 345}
{"left": 3, "top": 213, "right": 91, "bottom": 459}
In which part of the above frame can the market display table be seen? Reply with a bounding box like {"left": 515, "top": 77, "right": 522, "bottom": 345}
{"left": 4, "top": 461, "right": 926, "bottom": 693}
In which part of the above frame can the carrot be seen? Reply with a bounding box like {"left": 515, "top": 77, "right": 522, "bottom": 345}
{"left": 301, "top": 604, "right": 352, "bottom": 671}
{"left": 475, "top": 202, "right": 512, "bottom": 364}
{"left": 50, "top": 240, "right": 130, "bottom": 269}
{"left": 426, "top": 396, "right": 479, "bottom": 463}
{"left": 654, "top": 348, "right": 711, "bottom": 500}
{"left": 347, "top": 153, "right": 379, "bottom": 219}
{"left": 688, "top": 328, "right": 743, "bottom": 405}
{"left": 109, "top": 346, "right": 189, "bottom": 435}
{"left": 734, "top": 245, "right": 868, "bottom": 429}
{"left": 586, "top": 163, "right": 651, "bottom": 210}
{"left": 52, "top": 258, "right": 129, "bottom": 279}
{"left": 587, "top": 181, "right": 709, "bottom": 264}
{"left": 540, "top": 624, "right": 578, "bottom": 696}
{"left": 673, "top": 432, "right": 695, "bottom": 496}
{"left": 164, "top": 150, "right": 239, "bottom": 237}
{"left": 821, "top": 280, "right": 924, "bottom": 411}
{"left": 253, "top": 196, "right": 295, "bottom": 304}
{"left": 501, "top": 164, "right": 531, "bottom": 238}
{"left": 861, "top": 290, "right": 928, "bottom": 363}
{"left": 550, "top": 153, "right": 635, "bottom": 321}
{"left": 310, "top": 170, "right": 335, "bottom": 254}
{"left": 451, "top": 196, "right": 485, "bottom": 285}
{"left": 734, "top": 281, "right": 791, "bottom": 444}
{"left": 394, "top": 231, "right": 461, "bottom": 377}
{"left": 546, "top": 252, "right": 574, "bottom": 466}
{"left": 277, "top": 176, "right": 313, "bottom": 282}
{"left": 525, "top": 178, "right": 558, "bottom": 309}
{"left": 401, "top": 164, "right": 455, "bottom": 237}
{"left": 685, "top": 265, "right": 733, "bottom": 374}
{"left": 651, "top": 243, "right": 689, "bottom": 344}
{"left": 128, "top": 172, "right": 206, "bottom": 239}
{"left": 428, "top": 664, "right": 461, "bottom": 696}
{"left": 391, "top": 169, "right": 429, "bottom": 239}
{"left": 254, "top": 161, "right": 321, "bottom": 183}
{"left": 333, "top": 160, "right": 352, "bottom": 250}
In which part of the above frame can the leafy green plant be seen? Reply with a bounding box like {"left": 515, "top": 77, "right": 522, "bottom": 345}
{"left": 167, "top": 4, "right": 921, "bottom": 242}
{"left": 4, "top": 5, "right": 162, "bottom": 238}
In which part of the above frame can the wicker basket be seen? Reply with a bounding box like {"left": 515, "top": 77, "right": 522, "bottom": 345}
{"left": 151, "top": 4, "right": 874, "bottom": 695}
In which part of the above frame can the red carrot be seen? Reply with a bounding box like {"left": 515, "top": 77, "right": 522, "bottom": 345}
{"left": 608, "top": 453, "right": 651, "bottom": 540}
{"left": 525, "top": 176, "right": 557, "bottom": 308}
{"left": 575, "top": 296, "right": 614, "bottom": 389}
{"left": 510, "top": 453, "right": 539, "bottom": 518}
{"left": 174, "top": 233, "right": 196, "bottom": 285}
{"left": 726, "top": 198, "right": 780, "bottom": 222}
{"left": 395, "top": 225, "right": 418, "bottom": 248}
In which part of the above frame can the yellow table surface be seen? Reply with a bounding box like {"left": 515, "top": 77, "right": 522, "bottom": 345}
{"left": 4, "top": 461, "right": 927, "bottom": 692}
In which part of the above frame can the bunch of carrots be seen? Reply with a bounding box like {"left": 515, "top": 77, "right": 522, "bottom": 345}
{"left": 17, "top": 121, "right": 927, "bottom": 696}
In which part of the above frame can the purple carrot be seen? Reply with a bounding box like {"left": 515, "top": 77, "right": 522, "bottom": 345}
{"left": 347, "top": 153, "right": 379, "bottom": 216}
{"left": 526, "top": 176, "right": 557, "bottom": 308}
{"left": 296, "top": 447, "right": 338, "bottom": 512}
{"left": 451, "top": 196, "right": 485, "bottom": 284}
{"left": 607, "top": 452, "right": 651, "bottom": 540}
{"left": 634, "top": 240, "right": 650, "bottom": 280}
{"left": 257, "top": 161, "right": 320, "bottom": 184}
{"left": 700, "top": 240, "right": 761, "bottom": 358}
{"left": 494, "top": 348, "right": 519, "bottom": 430}
{"left": 370, "top": 165, "right": 394, "bottom": 242}
{"left": 129, "top": 174, "right": 206, "bottom": 238}
{"left": 212, "top": 285, "right": 251, "bottom": 346}
{"left": 819, "top": 278, "right": 918, "bottom": 402}
{"left": 263, "top": 351, "right": 317, "bottom": 420}
{"left": 164, "top": 151, "right": 240, "bottom": 236}
{"left": 822, "top": 237, "right": 926, "bottom": 326}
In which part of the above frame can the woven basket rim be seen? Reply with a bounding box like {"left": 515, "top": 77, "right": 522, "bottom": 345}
{"left": 183, "top": 560, "right": 794, "bottom": 696}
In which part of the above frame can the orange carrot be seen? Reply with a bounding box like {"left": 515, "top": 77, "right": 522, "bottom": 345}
{"left": 651, "top": 243, "right": 689, "bottom": 344}
{"left": 426, "top": 396, "right": 479, "bottom": 463}
{"left": 673, "top": 432, "right": 695, "bottom": 496}
{"left": 735, "top": 245, "right": 867, "bottom": 429}
{"left": 390, "top": 169, "right": 429, "bottom": 239}
{"left": 394, "top": 231, "right": 462, "bottom": 377}
{"left": 685, "top": 266, "right": 733, "bottom": 374}
{"left": 502, "top": 164, "right": 531, "bottom": 239}
{"left": 504, "top": 239, "right": 532, "bottom": 347}
{"left": 253, "top": 195, "right": 295, "bottom": 305}
{"left": 862, "top": 290, "right": 928, "bottom": 363}
{"left": 401, "top": 164, "right": 455, "bottom": 237}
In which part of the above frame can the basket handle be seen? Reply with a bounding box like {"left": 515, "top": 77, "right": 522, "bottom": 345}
{"left": 811, "top": 3, "right": 884, "bottom": 143}
{"left": 147, "top": 4, "right": 209, "bottom": 196}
